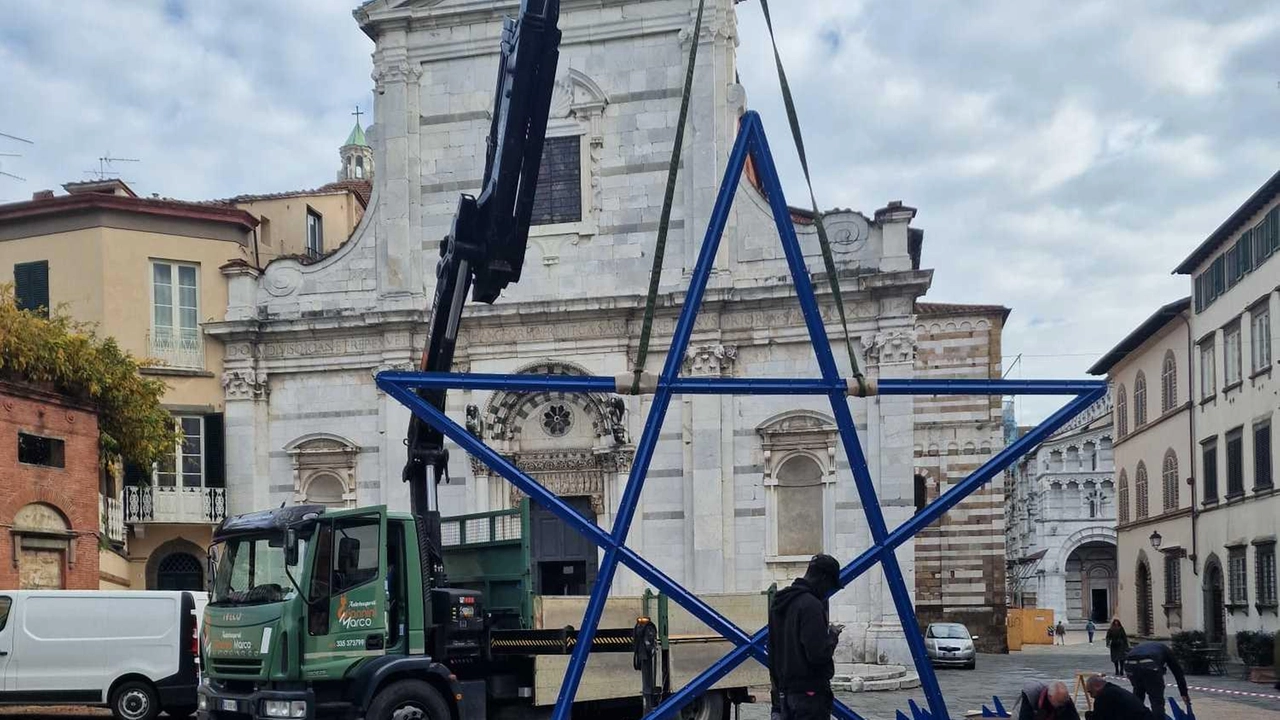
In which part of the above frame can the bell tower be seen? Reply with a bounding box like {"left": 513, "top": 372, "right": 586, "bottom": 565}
{"left": 338, "top": 105, "right": 374, "bottom": 181}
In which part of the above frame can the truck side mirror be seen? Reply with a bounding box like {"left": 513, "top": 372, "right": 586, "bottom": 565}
{"left": 205, "top": 547, "right": 217, "bottom": 594}
{"left": 285, "top": 528, "right": 299, "bottom": 567}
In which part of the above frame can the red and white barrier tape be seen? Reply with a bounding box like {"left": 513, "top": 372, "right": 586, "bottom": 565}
{"left": 1182, "top": 684, "right": 1280, "bottom": 701}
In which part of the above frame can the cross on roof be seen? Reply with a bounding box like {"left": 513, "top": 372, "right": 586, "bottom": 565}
{"left": 352, "top": 105, "right": 364, "bottom": 124}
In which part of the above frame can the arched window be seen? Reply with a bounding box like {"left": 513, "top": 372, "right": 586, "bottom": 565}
{"left": 776, "top": 455, "right": 824, "bottom": 556}
{"left": 1134, "top": 372, "right": 1148, "bottom": 427}
{"left": 1135, "top": 462, "right": 1149, "bottom": 520}
{"left": 1116, "top": 385, "right": 1128, "bottom": 438}
{"left": 1118, "top": 469, "right": 1130, "bottom": 524}
{"left": 1162, "top": 450, "right": 1180, "bottom": 512}
{"left": 156, "top": 552, "right": 204, "bottom": 591}
{"left": 1161, "top": 350, "right": 1177, "bottom": 413}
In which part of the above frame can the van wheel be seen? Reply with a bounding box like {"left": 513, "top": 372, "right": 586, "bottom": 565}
{"left": 366, "top": 680, "right": 450, "bottom": 720}
{"left": 112, "top": 681, "right": 160, "bottom": 720}
{"left": 678, "top": 691, "right": 726, "bottom": 720}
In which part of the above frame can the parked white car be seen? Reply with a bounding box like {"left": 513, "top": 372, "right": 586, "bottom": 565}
{"left": 924, "top": 622, "right": 977, "bottom": 670}
{"left": 0, "top": 590, "right": 206, "bottom": 720}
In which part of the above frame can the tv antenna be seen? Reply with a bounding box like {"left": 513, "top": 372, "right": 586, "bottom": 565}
{"left": 0, "top": 132, "right": 33, "bottom": 182}
{"left": 85, "top": 153, "right": 140, "bottom": 181}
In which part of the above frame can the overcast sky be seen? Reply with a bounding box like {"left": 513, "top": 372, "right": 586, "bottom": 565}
{"left": 2, "top": 1, "right": 1278, "bottom": 423}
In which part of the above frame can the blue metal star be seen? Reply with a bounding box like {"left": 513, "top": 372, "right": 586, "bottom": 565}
{"left": 378, "top": 111, "right": 1106, "bottom": 720}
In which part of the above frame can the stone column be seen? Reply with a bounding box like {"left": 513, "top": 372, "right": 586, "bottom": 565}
{"left": 681, "top": 0, "right": 742, "bottom": 281}
{"left": 861, "top": 328, "right": 919, "bottom": 665}
{"left": 372, "top": 34, "right": 425, "bottom": 305}
{"left": 221, "top": 359, "right": 270, "bottom": 516}
{"left": 683, "top": 344, "right": 736, "bottom": 593}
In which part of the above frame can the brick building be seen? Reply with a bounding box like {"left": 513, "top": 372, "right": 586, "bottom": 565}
{"left": 913, "top": 303, "right": 1010, "bottom": 652}
{"left": 0, "top": 381, "right": 101, "bottom": 589}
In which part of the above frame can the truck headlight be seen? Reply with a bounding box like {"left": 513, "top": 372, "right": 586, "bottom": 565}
{"left": 262, "top": 700, "right": 307, "bottom": 718}
{"left": 197, "top": 696, "right": 209, "bottom": 712}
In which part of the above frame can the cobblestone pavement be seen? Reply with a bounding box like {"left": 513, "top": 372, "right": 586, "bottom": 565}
{"left": 740, "top": 640, "right": 1280, "bottom": 719}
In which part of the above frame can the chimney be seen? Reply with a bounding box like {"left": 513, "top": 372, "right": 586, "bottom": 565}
{"left": 32, "top": 190, "right": 54, "bottom": 201}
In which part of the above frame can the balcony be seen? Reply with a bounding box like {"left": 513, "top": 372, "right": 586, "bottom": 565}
{"left": 124, "top": 486, "right": 226, "bottom": 524}
{"left": 100, "top": 494, "right": 125, "bottom": 545}
{"left": 148, "top": 327, "right": 204, "bottom": 370}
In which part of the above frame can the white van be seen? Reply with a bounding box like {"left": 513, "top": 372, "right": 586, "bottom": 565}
{"left": 0, "top": 590, "right": 206, "bottom": 720}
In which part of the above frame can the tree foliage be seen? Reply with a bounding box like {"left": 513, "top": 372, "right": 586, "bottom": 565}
{"left": 0, "top": 285, "right": 177, "bottom": 467}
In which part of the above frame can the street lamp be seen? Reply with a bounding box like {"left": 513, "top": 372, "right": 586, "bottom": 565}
{"left": 1150, "top": 530, "right": 1163, "bottom": 550}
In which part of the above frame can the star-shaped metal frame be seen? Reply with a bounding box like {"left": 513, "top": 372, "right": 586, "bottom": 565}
{"left": 377, "top": 111, "right": 1107, "bottom": 720}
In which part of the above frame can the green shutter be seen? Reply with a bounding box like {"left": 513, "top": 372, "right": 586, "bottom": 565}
{"left": 13, "top": 260, "right": 49, "bottom": 315}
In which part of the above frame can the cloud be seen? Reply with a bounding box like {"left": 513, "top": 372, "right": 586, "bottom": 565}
{"left": 0, "top": 0, "right": 373, "bottom": 201}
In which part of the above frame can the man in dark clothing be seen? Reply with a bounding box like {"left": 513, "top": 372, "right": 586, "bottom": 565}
{"left": 1083, "top": 675, "right": 1154, "bottom": 719}
{"left": 768, "top": 554, "right": 843, "bottom": 720}
{"left": 1124, "top": 640, "right": 1190, "bottom": 716}
{"left": 1016, "top": 680, "right": 1079, "bottom": 720}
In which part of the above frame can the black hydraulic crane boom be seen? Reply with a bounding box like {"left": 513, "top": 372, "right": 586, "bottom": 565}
{"left": 402, "top": 0, "right": 562, "bottom": 612}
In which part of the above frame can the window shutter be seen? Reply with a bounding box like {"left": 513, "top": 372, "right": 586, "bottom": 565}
{"left": 14, "top": 261, "right": 49, "bottom": 315}
{"left": 205, "top": 413, "right": 225, "bottom": 487}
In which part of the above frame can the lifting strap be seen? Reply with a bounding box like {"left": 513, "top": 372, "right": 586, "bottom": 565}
{"left": 758, "top": 0, "right": 867, "bottom": 394}
{"left": 631, "top": 0, "right": 706, "bottom": 395}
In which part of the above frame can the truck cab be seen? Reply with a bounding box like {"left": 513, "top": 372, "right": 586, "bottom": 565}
{"left": 198, "top": 505, "right": 473, "bottom": 720}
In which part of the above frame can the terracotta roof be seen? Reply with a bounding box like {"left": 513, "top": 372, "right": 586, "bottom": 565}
{"left": 0, "top": 192, "right": 259, "bottom": 231}
{"left": 916, "top": 302, "right": 1011, "bottom": 322}
{"left": 214, "top": 179, "right": 372, "bottom": 209}
{"left": 319, "top": 179, "right": 372, "bottom": 206}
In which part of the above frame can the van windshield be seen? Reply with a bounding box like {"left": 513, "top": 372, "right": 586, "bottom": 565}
{"left": 211, "top": 535, "right": 306, "bottom": 606}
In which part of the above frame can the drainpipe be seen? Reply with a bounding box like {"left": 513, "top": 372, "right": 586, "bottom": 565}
{"left": 1181, "top": 311, "right": 1199, "bottom": 576}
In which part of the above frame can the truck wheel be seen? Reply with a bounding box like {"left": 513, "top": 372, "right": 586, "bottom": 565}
{"left": 366, "top": 680, "right": 451, "bottom": 720}
{"left": 678, "top": 691, "right": 725, "bottom": 720}
{"left": 111, "top": 681, "right": 160, "bottom": 720}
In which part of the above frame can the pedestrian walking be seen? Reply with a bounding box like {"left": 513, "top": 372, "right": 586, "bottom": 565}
{"left": 1124, "top": 640, "right": 1191, "bottom": 716}
{"left": 1085, "top": 619, "right": 1096, "bottom": 644}
{"left": 1017, "top": 680, "right": 1080, "bottom": 720}
{"left": 1082, "top": 675, "right": 1153, "bottom": 720}
{"left": 768, "top": 554, "right": 843, "bottom": 720}
{"left": 1055, "top": 621, "right": 1066, "bottom": 646}
{"left": 1104, "top": 620, "right": 1129, "bottom": 676}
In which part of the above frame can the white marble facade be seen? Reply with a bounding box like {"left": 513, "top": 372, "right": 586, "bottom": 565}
{"left": 1006, "top": 397, "right": 1118, "bottom": 626}
{"left": 209, "top": 0, "right": 935, "bottom": 663}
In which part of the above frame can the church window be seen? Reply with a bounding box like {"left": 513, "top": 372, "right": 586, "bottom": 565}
{"left": 355, "top": 156, "right": 365, "bottom": 179}
{"left": 541, "top": 404, "right": 573, "bottom": 437}
{"left": 531, "top": 136, "right": 582, "bottom": 226}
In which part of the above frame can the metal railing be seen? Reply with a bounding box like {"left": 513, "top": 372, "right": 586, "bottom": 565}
{"left": 124, "top": 485, "right": 226, "bottom": 524}
{"left": 148, "top": 327, "right": 204, "bottom": 369}
{"left": 100, "top": 494, "right": 125, "bottom": 544}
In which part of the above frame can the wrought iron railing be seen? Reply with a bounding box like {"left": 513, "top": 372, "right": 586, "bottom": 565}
{"left": 124, "top": 485, "right": 226, "bottom": 524}
{"left": 149, "top": 327, "right": 204, "bottom": 369}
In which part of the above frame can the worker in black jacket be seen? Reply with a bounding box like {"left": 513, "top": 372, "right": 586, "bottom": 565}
{"left": 1083, "top": 675, "right": 1154, "bottom": 719}
{"left": 1124, "top": 640, "right": 1190, "bottom": 715}
{"left": 768, "top": 554, "right": 843, "bottom": 720}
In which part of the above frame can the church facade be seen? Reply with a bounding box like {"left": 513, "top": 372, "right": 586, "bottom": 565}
{"left": 207, "top": 0, "right": 1012, "bottom": 663}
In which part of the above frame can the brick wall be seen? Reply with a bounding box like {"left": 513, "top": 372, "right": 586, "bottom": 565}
{"left": 913, "top": 304, "right": 1010, "bottom": 652}
{"left": 0, "top": 381, "right": 101, "bottom": 589}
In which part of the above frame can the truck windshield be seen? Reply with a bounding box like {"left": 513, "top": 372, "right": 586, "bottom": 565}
{"left": 211, "top": 535, "right": 307, "bottom": 606}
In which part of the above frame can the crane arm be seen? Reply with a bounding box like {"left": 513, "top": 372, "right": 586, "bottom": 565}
{"left": 402, "top": 0, "right": 562, "bottom": 592}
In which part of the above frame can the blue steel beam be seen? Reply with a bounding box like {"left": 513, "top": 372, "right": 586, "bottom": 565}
{"left": 380, "top": 370, "right": 1105, "bottom": 399}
